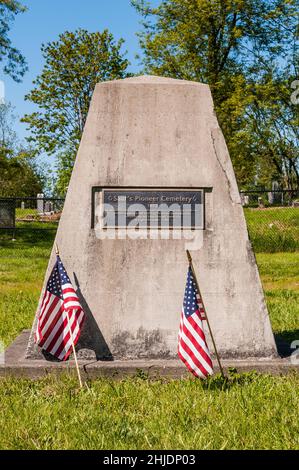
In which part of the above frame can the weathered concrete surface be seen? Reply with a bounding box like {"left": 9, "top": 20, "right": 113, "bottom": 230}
{"left": 27, "top": 75, "right": 277, "bottom": 360}
{"left": 4, "top": 331, "right": 298, "bottom": 379}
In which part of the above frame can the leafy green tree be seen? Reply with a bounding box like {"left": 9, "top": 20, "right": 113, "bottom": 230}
{"left": 0, "top": 102, "right": 43, "bottom": 197}
{"left": 0, "top": 150, "right": 44, "bottom": 197}
{"left": 132, "top": 0, "right": 298, "bottom": 188}
{"left": 22, "top": 29, "right": 130, "bottom": 195}
{"left": 0, "top": 0, "right": 27, "bottom": 81}
{"left": 233, "top": 73, "right": 299, "bottom": 190}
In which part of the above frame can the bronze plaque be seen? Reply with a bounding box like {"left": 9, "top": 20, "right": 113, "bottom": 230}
{"left": 92, "top": 187, "right": 205, "bottom": 229}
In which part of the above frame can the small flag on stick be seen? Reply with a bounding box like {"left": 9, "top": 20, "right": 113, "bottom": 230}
{"left": 35, "top": 254, "right": 85, "bottom": 362}
{"left": 178, "top": 266, "right": 214, "bottom": 379}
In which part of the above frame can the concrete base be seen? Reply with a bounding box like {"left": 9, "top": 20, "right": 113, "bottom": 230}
{"left": 1, "top": 331, "right": 298, "bottom": 379}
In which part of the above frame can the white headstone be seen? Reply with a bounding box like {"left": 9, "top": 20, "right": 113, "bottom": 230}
{"left": 37, "top": 194, "right": 44, "bottom": 214}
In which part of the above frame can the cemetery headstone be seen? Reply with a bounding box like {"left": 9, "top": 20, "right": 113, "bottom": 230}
{"left": 37, "top": 193, "right": 44, "bottom": 214}
{"left": 0, "top": 199, "right": 15, "bottom": 229}
{"left": 27, "top": 76, "right": 277, "bottom": 361}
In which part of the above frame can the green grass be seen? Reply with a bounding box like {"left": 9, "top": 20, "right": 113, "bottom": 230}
{"left": 244, "top": 207, "right": 299, "bottom": 252}
{"left": 16, "top": 208, "right": 38, "bottom": 218}
{"left": 0, "top": 220, "right": 299, "bottom": 450}
{"left": 256, "top": 253, "right": 299, "bottom": 344}
{"left": 0, "top": 372, "right": 299, "bottom": 450}
{"left": 0, "top": 226, "right": 54, "bottom": 347}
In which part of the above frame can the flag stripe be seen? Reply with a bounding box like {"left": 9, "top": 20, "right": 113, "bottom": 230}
{"left": 40, "top": 307, "right": 65, "bottom": 350}
{"left": 38, "top": 291, "right": 53, "bottom": 325}
{"left": 34, "top": 255, "right": 85, "bottom": 361}
{"left": 39, "top": 294, "right": 59, "bottom": 330}
{"left": 178, "top": 344, "right": 206, "bottom": 379}
{"left": 38, "top": 291, "right": 50, "bottom": 323}
{"left": 56, "top": 311, "right": 84, "bottom": 360}
{"left": 186, "top": 313, "right": 207, "bottom": 344}
{"left": 179, "top": 336, "right": 210, "bottom": 377}
{"left": 178, "top": 267, "right": 213, "bottom": 379}
{"left": 52, "top": 313, "right": 75, "bottom": 358}
{"left": 64, "top": 300, "right": 82, "bottom": 310}
{"left": 184, "top": 315, "right": 212, "bottom": 360}
{"left": 181, "top": 321, "right": 213, "bottom": 373}
{"left": 40, "top": 296, "right": 62, "bottom": 333}
{"left": 39, "top": 303, "right": 64, "bottom": 346}
{"left": 45, "top": 311, "right": 69, "bottom": 354}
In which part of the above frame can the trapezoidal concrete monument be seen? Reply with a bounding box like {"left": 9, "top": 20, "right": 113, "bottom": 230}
{"left": 27, "top": 75, "right": 277, "bottom": 361}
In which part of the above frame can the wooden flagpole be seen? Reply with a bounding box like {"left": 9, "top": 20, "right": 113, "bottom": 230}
{"left": 55, "top": 243, "right": 83, "bottom": 388}
{"left": 186, "top": 250, "right": 225, "bottom": 379}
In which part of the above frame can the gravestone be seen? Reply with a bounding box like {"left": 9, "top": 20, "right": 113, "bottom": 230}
{"left": 44, "top": 201, "right": 53, "bottom": 213}
{"left": 271, "top": 181, "right": 283, "bottom": 205}
{"left": 37, "top": 193, "right": 44, "bottom": 214}
{"left": 27, "top": 76, "right": 277, "bottom": 361}
{"left": 0, "top": 199, "right": 15, "bottom": 229}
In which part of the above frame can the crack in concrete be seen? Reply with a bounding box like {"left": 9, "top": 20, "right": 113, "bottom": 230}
{"left": 211, "top": 129, "right": 239, "bottom": 205}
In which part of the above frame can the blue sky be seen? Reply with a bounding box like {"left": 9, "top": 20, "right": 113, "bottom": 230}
{"left": 3, "top": 0, "right": 159, "bottom": 142}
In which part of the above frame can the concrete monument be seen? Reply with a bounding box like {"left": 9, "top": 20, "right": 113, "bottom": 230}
{"left": 26, "top": 75, "right": 277, "bottom": 362}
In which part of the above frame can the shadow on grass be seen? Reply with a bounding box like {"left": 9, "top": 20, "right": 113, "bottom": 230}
{"left": 200, "top": 368, "right": 260, "bottom": 391}
{"left": 0, "top": 227, "right": 57, "bottom": 252}
{"left": 275, "top": 330, "right": 299, "bottom": 358}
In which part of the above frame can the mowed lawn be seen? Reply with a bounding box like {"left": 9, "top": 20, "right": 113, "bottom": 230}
{"left": 0, "top": 225, "right": 299, "bottom": 450}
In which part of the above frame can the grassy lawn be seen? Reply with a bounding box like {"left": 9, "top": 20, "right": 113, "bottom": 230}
{"left": 0, "top": 372, "right": 298, "bottom": 450}
{"left": 257, "top": 252, "right": 299, "bottom": 345}
{"left": 0, "top": 218, "right": 298, "bottom": 450}
{"left": 244, "top": 207, "right": 299, "bottom": 252}
{"left": 0, "top": 227, "right": 54, "bottom": 347}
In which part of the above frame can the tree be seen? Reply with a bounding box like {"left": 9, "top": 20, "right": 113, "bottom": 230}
{"left": 22, "top": 29, "right": 130, "bottom": 195}
{"left": 0, "top": 150, "right": 44, "bottom": 197}
{"left": 132, "top": 0, "right": 298, "bottom": 188}
{"left": 0, "top": 0, "right": 27, "bottom": 81}
{"left": 233, "top": 72, "right": 299, "bottom": 190}
{"left": 0, "top": 102, "right": 43, "bottom": 197}
{"left": 0, "top": 101, "right": 17, "bottom": 149}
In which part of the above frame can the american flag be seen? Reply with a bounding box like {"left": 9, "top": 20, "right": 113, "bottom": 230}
{"left": 35, "top": 255, "right": 85, "bottom": 361}
{"left": 178, "top": 267, "right": 213, "bottom": 378}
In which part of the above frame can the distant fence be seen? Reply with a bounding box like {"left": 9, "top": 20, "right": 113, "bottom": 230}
{"left": 241, "top": 189, "right": 299, "bottom": 252}
{"left": 0, "top": 190, "right": 298, "bottom": 253}
{"left": 240, "top": 189, "right": 299, "bottom": 208}
{"left": 0, "top": 197, "right": 64, "bottom": 256}
{"left": 0, "top": 196, "right": 64, "bottom": 231}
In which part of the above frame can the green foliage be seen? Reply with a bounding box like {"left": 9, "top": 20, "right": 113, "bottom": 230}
{"left": 232, "top": 73, "right": 299, "bottom": 189}
{"left": 0, "top": 102, "right": 44, "bottom": 197}
{"left": 132, "top": 0, "right": 299, "bottom": 189}
{"left": 0, "top": 0, "right": 27, "bottom": 81}
{"left": 22, "top": 29, "right": 130, "bottom": 196}
{"left": 0, "top": 151, "right": 44, "bottom": 197}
